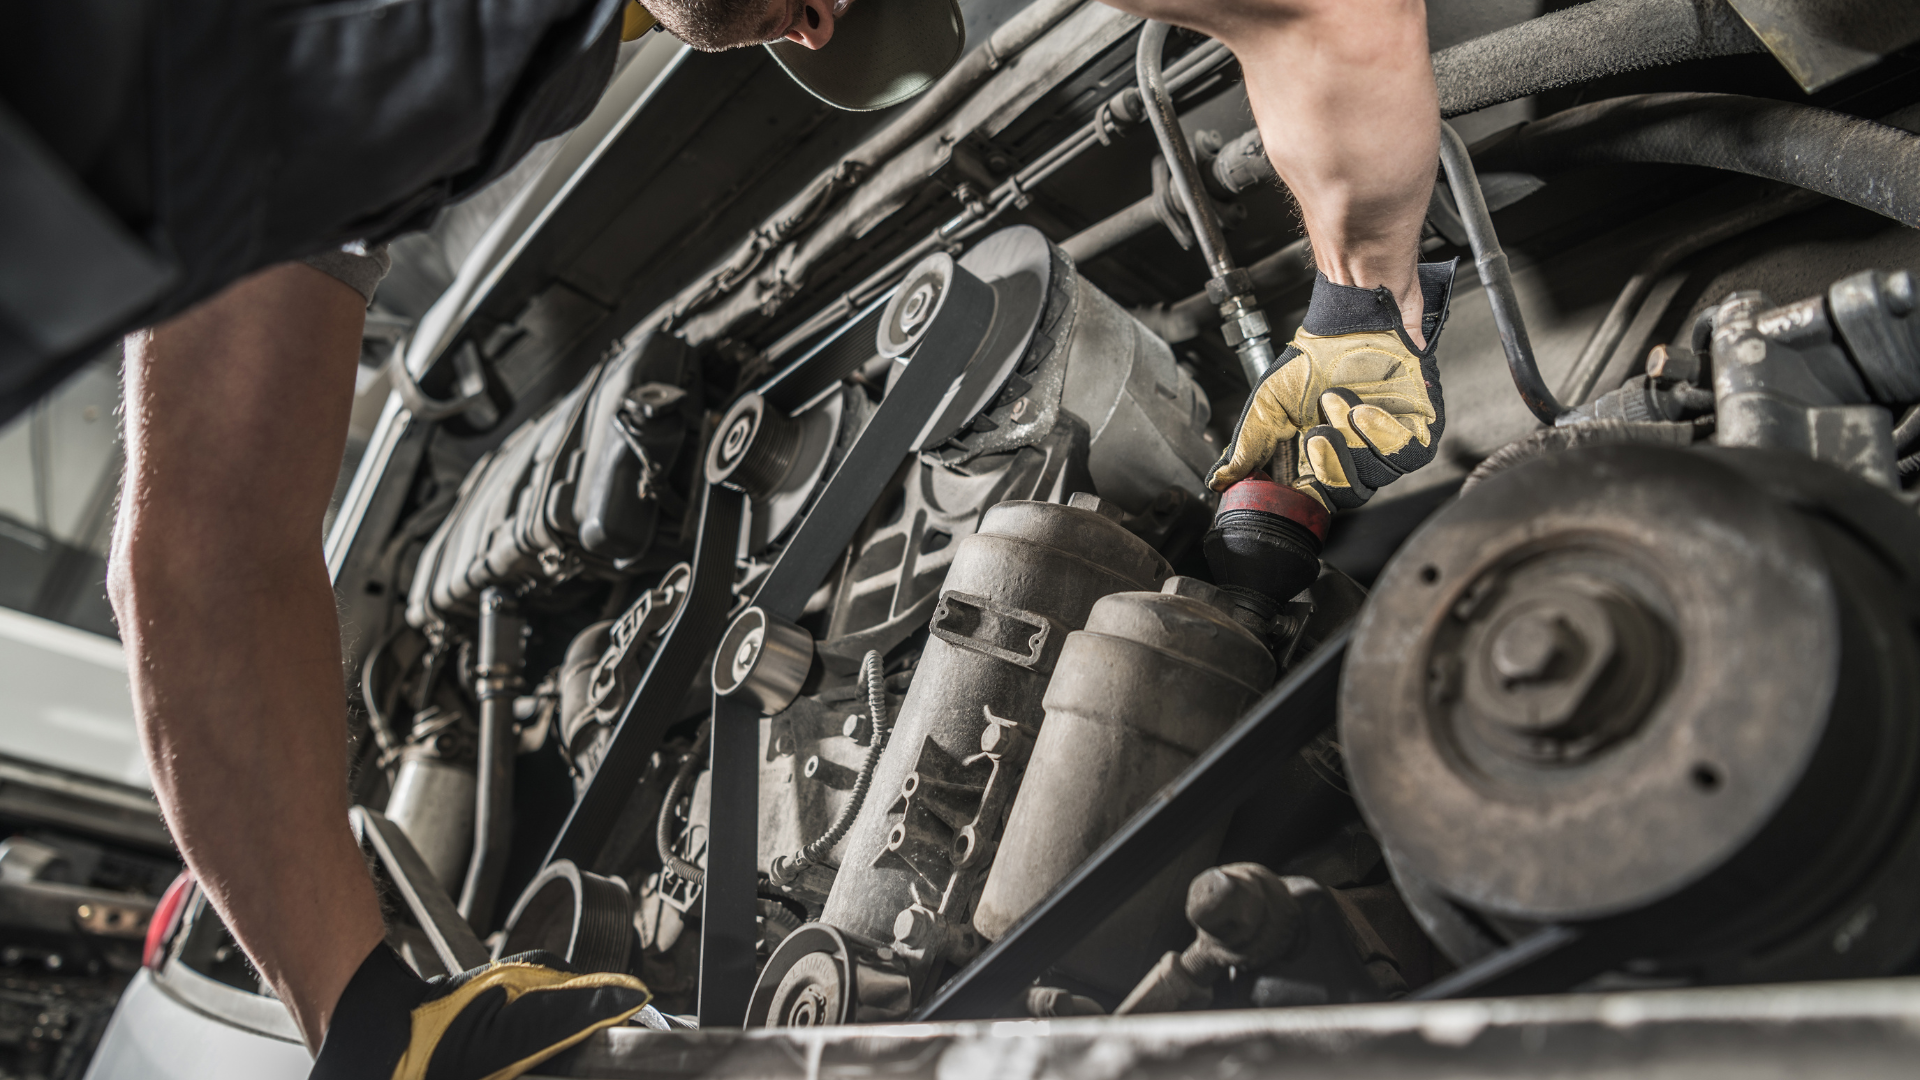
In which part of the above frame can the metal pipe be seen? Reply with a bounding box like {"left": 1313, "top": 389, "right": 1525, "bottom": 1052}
{"left": 1559, "top": 187, "right": 1820, "bottom": 406}
{"left": 458, "top": 587, "right": 523, "bottom": 931}
{"left": 1438, "top": 121, "right": 1565, "bottom": 426}
{"left": 1132, "top": 238, "right": 1312, "bottom": 345}
{"left": 1137, "top": 22, "right": 1232, "bottom": 281}
{"left": 1059, "top": 193, "right": 1162, "bottom": 264}
{"left": 1137, "top": 21, "right": 1275, "bottom": 386}
{"left": 759, "top": 36, "right": 1243, "bottom": 362}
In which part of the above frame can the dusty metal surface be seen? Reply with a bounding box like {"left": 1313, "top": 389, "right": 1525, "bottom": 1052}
{"left": 1344, "top": 444, "right": 1840, "bottom": 922}
{"left": 542, "top": 977, "right": 1920, "bottom": 1078}
{"left": 1727, "top": 0, "right": 1920, "bottom": 92}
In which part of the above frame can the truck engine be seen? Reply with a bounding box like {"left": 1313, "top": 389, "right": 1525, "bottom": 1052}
{"left": 174, "top": 0, "right": 1920, "bottom": 1052}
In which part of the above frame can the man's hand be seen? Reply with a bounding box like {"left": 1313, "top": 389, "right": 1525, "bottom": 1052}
{"left": 1207, "top": 326, "right": 1443, "bottom": 510}
{"left": 1207, "top": 263, "right": 1456, "bottom": 510}
{"left": 311, "top": 946, "right": 653, "bottom": 1080}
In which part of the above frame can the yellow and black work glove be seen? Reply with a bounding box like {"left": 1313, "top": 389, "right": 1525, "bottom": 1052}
{"left": 1207, "top": 261, "right": 1458, "bottom": 511}
{"left": 310, "top": 943, "right": 651, "bottom": 1080}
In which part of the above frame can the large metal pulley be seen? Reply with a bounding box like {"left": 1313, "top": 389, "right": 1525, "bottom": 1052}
{"left": 1344, "top": 444, "right": 1844, "bottom": 922}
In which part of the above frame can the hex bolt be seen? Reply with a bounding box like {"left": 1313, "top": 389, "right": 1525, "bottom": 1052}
{"left": 893, "top": 906, "right": 938, "bottom": 948}
{"left": 1489, "top": 609, "right": 1574, "bottom": 685}
{"left": 842, "top": 712, "right": 871, "bottom": 745}
{"left": 900, "top": 282, "right": 938, "bottom": 333}
{"left": 978, "top": 716, "right": 1029, "bottom": 760}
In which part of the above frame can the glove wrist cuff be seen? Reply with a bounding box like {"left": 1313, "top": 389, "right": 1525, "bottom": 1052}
{"left": 310, "top": 942, "right": 430, "bottom": 1079}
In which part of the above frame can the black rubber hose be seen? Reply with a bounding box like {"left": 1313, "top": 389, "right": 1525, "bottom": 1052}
{"left": 658, "top": 721, "right": 711, "bottom": 887}
{"left": 1474, "top": 94, "right": 1920, "bottom": 229}
{"left": 1439, "top": 122, "right": 1565, "bottom": 426}
{"left": 1432, "top": 0, "right": 1762, "bottom": 119}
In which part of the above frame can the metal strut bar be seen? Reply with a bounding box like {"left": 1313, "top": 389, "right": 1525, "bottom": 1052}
{"left": 698, "top": 264, "right": 999, "bottom": 1026}
{"left": 352, "top": 806, "right": 493, "bottom": 974}
{"left": 541, "top": 482, "right": 746, "bottom": 871}
{"left": 915, "top": 630, "right": 1351, "bottom": 1021}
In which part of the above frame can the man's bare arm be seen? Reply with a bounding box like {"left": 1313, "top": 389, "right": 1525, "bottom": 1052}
{"left": 1098, "top": 0, "right": 1438, "bottom": 345}
{"left": 111, "top": 263, "right": 387, "bottom": 1049}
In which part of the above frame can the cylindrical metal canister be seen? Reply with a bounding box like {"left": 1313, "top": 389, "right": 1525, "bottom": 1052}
{"left": 818, "top": 496, "right": 1172, "bottom": 946}
{"left": 975, "top": 577, "right": 1275, "bottom": 994}
{"left": 385, "top": 752, "right": 477, "bottom": 894}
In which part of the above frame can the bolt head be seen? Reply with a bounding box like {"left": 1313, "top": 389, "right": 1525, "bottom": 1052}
{"left": 900, "top": 282, "right": 938, "bottom": 332}
{"left": 1488, "top": 609, "right": 1574, "bottom": 684}
{"left": 893, "top": 907, "right": 936, "bottom": 947}
{"left": 980, "top": 722, "right": 1021, "bottom": 755}
{"left": 719, "top": 414, "right": 754, "bottom": 465}
{"left": 1466, "top": 589, "right": 1625, "bottom": 743}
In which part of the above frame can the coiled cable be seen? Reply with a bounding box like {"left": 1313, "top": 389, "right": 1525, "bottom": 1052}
{"left": 800, "top": 651, "right": 893, "bottom": 864}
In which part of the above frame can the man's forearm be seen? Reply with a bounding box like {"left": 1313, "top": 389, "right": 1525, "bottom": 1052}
{"left": 111, "top": 263, "right": 387, "bottom": 1050}
{"left": 1100, "top": 0, "right": 1437, "bottom": 342}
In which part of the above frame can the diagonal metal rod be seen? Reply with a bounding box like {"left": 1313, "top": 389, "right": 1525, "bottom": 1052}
{"left": 915, "top": 631, "right": 1351, "bottom": 1020}
{"left": 1137, "top": 21, "right": 1233, "bottom": 282}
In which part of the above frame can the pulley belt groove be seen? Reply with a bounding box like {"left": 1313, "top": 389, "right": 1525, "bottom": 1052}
{"left": 914, "top": 630, "right": 1349, "bottom": 1021}
{"left": 700, "top": 265, "right": 998, "bottom": 1025}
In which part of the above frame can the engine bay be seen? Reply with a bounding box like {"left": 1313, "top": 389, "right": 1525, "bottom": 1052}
{"left": 288, "top": 0, "right": 1920, "bottom": 1041}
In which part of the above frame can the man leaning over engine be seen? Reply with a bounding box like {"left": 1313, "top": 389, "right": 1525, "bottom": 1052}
{"left": 0, "top": 0, "right": 1452, "bottom": 1075}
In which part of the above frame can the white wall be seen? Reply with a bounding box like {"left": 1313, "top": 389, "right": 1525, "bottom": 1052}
{"left": 0, "top": 607, "right": 144, "bottom": 788}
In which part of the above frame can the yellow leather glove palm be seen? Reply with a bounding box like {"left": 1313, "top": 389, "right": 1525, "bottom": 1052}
{"left": 1207, "top": 264, "right": 1456, "bottom": 511}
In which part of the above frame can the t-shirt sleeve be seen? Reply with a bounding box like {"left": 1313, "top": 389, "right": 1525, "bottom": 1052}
{"left": 300, "top": 242, "right": 392, "bottom": 305}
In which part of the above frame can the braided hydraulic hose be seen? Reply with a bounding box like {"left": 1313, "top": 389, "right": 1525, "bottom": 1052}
{"left": 767, "top": 651, "right": 894, "bottom": 886}
{"left": 803, "top": 651, "right": 893, "bottom": 864}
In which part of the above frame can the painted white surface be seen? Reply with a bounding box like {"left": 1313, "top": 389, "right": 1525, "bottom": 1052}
{"left": 84, "top": 971, "right": 310, "bottom": 1080}
{"left": 0, "top": 607, "right": 145, "bottom": 788}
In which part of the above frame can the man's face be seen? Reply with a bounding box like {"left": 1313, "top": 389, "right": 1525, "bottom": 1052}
{"left": 746, "top": 0, "right": 854, "bottom": 48}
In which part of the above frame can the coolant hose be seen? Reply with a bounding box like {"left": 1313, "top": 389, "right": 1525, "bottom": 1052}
{"left": 1474, "top": 94, "right": 1920, "bottom": 230}
{"left": 1431, "top": 0, "right": 1762, "bottom": 118}
{"left": 1439, "top": 122, "right": 1566, "bottom": 426}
